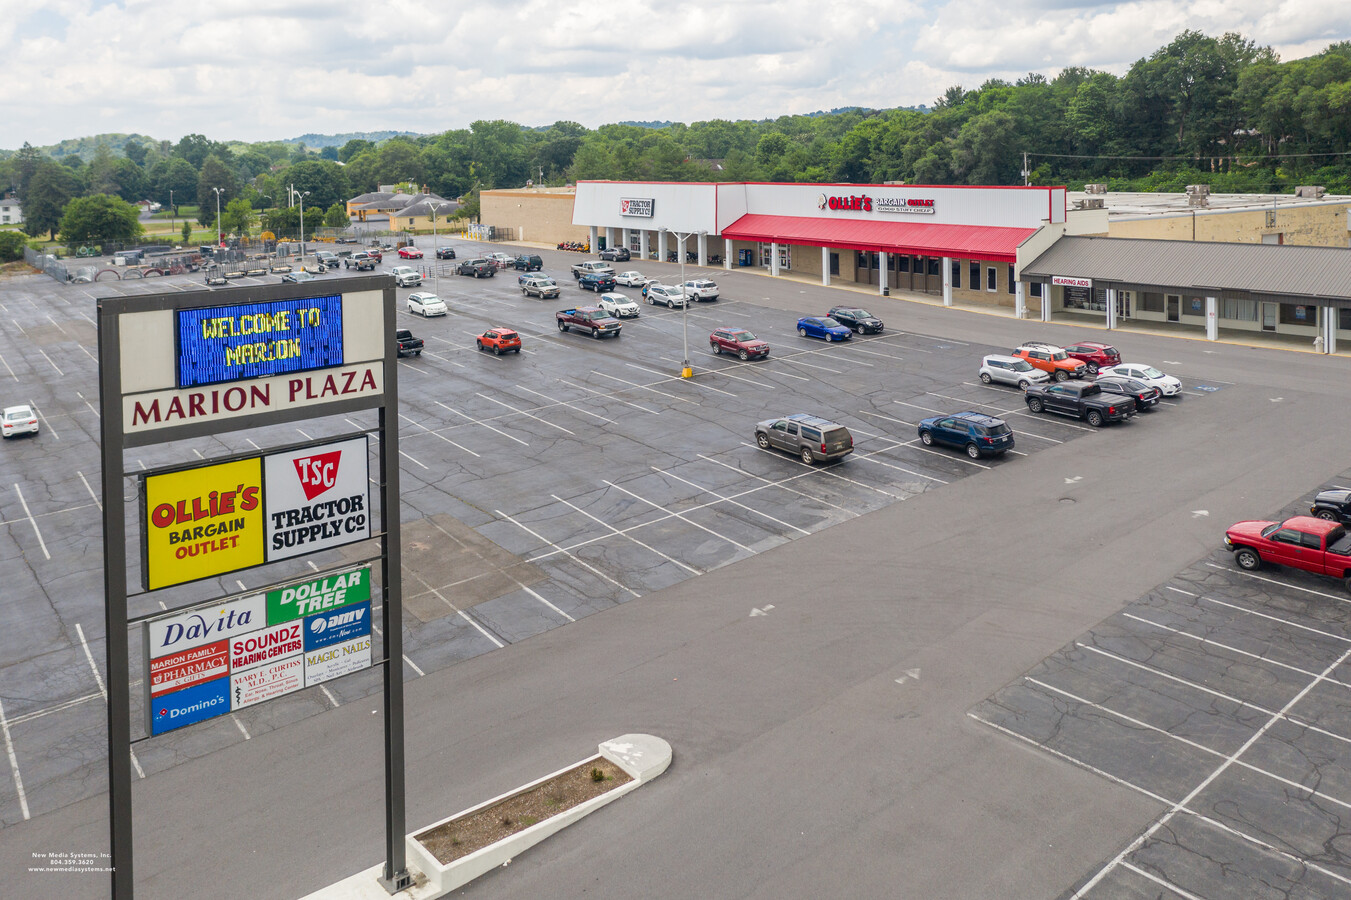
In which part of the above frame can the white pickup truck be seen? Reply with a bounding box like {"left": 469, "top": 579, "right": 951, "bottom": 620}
{"left": 571, "top": 260, "right": 615, "bottom": 280}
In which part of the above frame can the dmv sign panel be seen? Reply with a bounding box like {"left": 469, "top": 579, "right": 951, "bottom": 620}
{"left": 143, "top": 458, "right": 265, "bottom": 590}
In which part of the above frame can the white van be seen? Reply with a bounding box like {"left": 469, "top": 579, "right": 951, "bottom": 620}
{"left": 979, "top": 354, "right": 1050, "bottom": 390}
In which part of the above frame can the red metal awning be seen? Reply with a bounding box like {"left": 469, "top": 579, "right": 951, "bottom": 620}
{"left": 719, "top": 214, "right": 1035, "bottom": 263}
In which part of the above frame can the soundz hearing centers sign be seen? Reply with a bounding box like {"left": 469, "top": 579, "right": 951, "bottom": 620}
{"left": 146, "top": 566, "right": 372, "bottom": 735}
{"left": 143, "top": 436, "right": 370, "bottom": 590}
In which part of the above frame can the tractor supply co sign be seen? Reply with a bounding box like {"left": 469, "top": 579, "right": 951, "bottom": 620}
{"left": 145, "top": 566, "right": 372, "bottom": 735}
{"left": 619, "top": 198, "right": 654, "bottom": 217}
{"left": 142, "top": 437, "right": 370, "bottom": 590}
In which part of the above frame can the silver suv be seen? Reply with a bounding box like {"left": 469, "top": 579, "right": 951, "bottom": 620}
{"left": 754, "top": 414, "right": 854, "bottom": 465}
{"left": 979, "top": 354, "right": 1049, "bottom": 389}
{"left": 390, "top": 265, "right": 422, "bottom": 287}
{"left": 682, "top": 278, "right": 719, "bottom": 301}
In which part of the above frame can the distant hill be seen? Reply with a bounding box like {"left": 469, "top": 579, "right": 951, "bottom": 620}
{"left": 618, "top": 120, "right": 676, "bottom": 129}
{"left": 283, "top": 131, "right": 422, "bottom": 148}
{"left": 6, "top": 133, "right": 161, "bottom": 161}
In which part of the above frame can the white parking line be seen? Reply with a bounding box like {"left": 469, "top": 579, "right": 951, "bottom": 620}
{"left": 77, "top": 471, "right": 101, "bottom": 510}
{"left": 894, "top": 399, "right": 946, "bottom": 415}
{"left": 76, "top": 391, "right": 100, "bottom": 418}
{"left": 12, "top": 484, "right": 50, "bottom": 560}
{"left": 626, "top": 362, "right": 739, "bottom": 397}
{"left": 76, "top": 623, "right": 144, "bottom": 778}
{"left": 552, "top": 493, "right": 700, "bottom": 576}
{"left": 854, "top": 412, "right": 991, "bottom": 467}
{"left": 651, "top": 468, "right": 812, "bottom": 535}
{"left": 1119, "top": 863, "right": 1206, "bottom": 900}
{"left": 853, "top": 446, "right": 958, "bottom": 479}
{"left": 662, "top": 356, "right": 772, "bottom": 389}
{"left": 37, "top": 348, "right": 64, "bottom": 376}
{"left": 511, "top": 385, "right": 615, "bottom": 425}
{"left": 740, "top": 443, "right": 904, "bottom": 498}
{"left": 434, "top": 400, "right": 529, "bottom": 445}
{"left": 496, "top": 508, "right": 640, "bottom": 597}
{"left": 777, "top": 357, "right": 842, "bottom": 375}
{"left": 26, "top": 402, "right": 58, "bottom": 439}
{"left": 398, "top": 412, "right": 478, "bottom": 458}
{"left": 1202, "top": 562, "right": 1348, "bottom": 602}
{"left": 0, "top": 353, "right": 15, "bottom": 381}
{"left": 1200, "top": 595, "right": 1351, "bottom": 642}
{"left": 591, "top": 370, "right": 698, "bottom": 405}
{"left": 603, "top": 480, "right": 757, "bottom": 553}
{"left": 559, "top": 378, "right": 661, "bottom": 414}
{"left": 0, "top": 696, "right": 29, "bottom": 819}
{"left": 695, "top": 453, "right": 855, "bottom": 514}
{"left": 476, "top": 393, "right": 575, "bottom": 435}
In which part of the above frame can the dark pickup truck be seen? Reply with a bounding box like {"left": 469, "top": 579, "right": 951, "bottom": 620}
{"left": 556, "top": 307, "right": 622, "bottom": 339}
{"left": 1024, "top": 381, "right": 1133, "bottom": 427}
{"left": 396, "top": 329, "right": 423, "bottom": 357}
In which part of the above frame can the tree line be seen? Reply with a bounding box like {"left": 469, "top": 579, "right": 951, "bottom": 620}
{"left": 3, "top": 29, "right": 1350, "bottom": 248}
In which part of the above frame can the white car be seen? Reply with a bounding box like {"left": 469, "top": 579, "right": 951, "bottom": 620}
{"left": 390, "top": 265, "right": 422, "bottom": 287}
{"left": 614, "top": 271, "right": 650, "bottom": 287}
{"left": 645, "top": 285, "right": 689, "bottom": 308}
{"left": 599, "top": 292, "right": 640, "bottom": 318}
{"left": 979, "top": 354, "right": 1050, "bottom": 390}
{"left": 1, "top": 405, "right": 38, "bottom": 438}
{"left": 485, "top": 252, "right": 515, "bottom": 269}
{"left": 1097, "top": 363, "right": 1182, "bottom": 396}
{"left": 408, "top": 292, "right": 447, "bottom": 317}
{"left": 682, "top": 278, "right": 719, "bottom": 301}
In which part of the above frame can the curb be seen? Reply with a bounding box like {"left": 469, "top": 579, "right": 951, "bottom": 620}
{"left": 301, "top": 734, "right": 671, "bottom": 899}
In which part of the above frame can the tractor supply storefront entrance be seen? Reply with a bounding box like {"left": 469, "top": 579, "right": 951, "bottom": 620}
{"left": 571, "top": 181, "right": 1065, "bottom": 310}
{"left": 1021, "top": 235, "right": 1351, "bottom": 353}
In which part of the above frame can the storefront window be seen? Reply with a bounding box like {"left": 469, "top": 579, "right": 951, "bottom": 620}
{"left": 898, "top": 256, "right": 910, "bottom": 273}
{"left": 970, "top": 261, "right": 980, "bottom": 288}
{"left": 1220, "top": 298, "right": 1258, "bottom": 321}
{"left": 986, "top": 267, "right": 997, "bottom": 292}
{"left": 951, "top": 260, "right": 960, "bottom": 289}
{"left": 1280, "top": 304, "right": 1314, "bottom": 325}
{"left": 1029, "top": 282, "right": 1041, "bottom": 298}
{"left": 1007, "top": 265, "right": 1016, "bottom": 294}
{"left": 1139, "top": 292, "right": 1164, "bottom": 312}
{"left": 927, "top": 258, "right": 941, "bottom": 276}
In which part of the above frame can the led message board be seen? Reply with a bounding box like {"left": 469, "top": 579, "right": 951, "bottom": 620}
{"left": 176, "top": 295, "right": 345, "bottom": 388}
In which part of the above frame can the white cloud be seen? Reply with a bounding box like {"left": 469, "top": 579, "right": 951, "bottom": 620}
{"left": 3, "top": 0, "right": 1349, "bottom": 148}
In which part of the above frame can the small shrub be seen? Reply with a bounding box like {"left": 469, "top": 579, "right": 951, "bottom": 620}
{"left": 500, "top": 815, "right": 514, "bottom": 828}
{"left": 590, "top": 767, "right": 606, "bottom": 783}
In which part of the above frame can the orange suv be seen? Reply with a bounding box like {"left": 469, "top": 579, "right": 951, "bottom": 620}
{"left": 1011, "top": 343, "right": 1087, "bottom": 382}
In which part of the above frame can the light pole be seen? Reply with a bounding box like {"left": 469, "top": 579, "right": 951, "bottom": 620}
{"left": 212, "top": 186, "right": 223, "bottom": 251}
{"left": 428, "top": 200, "right": 447, "bottom": 296}
{"left": 168, "top": 189, "right": 174, "bottom": 245}
{"left": 660, "top": 227, "right": 704, "bottom": 378}
{"left": 290, "top": 188, "right": 310, "bottom": 264}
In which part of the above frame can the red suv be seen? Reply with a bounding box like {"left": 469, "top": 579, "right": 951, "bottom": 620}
{"left": 1062, "top": 341, "right": 1121, "bottom": 375}
{"left": 709, "top": 327, "right": 769, "bottom": 360}
{"left": 476, "top": 327, "right": 522, "bottom": 355}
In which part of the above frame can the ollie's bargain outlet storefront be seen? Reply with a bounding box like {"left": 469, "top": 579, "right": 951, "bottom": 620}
{"left": 570, "top": 180, "right": 1067, "bottom": 314}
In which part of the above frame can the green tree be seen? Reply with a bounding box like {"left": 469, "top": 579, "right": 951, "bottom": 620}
{"left": 175, "top": 133, "right": 232, "bottom": 169}
{"left": 339, "top": 139, "right": 375, "bottom": 163}
{"left": 58, "top": 194, "right": 143, "bottom": 244}
{"left": 285, "top": 160, "right": 347, "bottom": 210}
{"left": 23, "top": 160, "right": 80, "bottom": 239}
{"left": 181, "top": 221, "right": 192, "bottom": 244}
{"left": 0, "top": 230, "right": 27, "bottom": 262}
{"left": 375, "top": 138, "right": 426, "bottom": 186}
{"left": 322, "top": 203, "right": 350, "bottom": 228}
{"left": 196, "top": 155, "right": 239, "bottom": 225}
{"left": 220, "top": 197, "right": 257, "bottom": 238}
{"left": 13, "top": 143, "right": 44, "bottom": 198}
{"left": 151, "top": 157, "right": 199, "bottom": 208}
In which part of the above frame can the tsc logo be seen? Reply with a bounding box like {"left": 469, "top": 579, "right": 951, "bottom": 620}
{"left": 292, "top": 450, "right": 342, "bottom": 501}
{"left": 621, "top": 199, "right": 630, "bottom": 214}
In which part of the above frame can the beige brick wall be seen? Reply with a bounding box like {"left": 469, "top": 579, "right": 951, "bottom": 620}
{"left": 1109, "top": 203, "right": 1351, "bottom": 247}
{"left": 480, "top": 191, "right": 590, "bottom": 244}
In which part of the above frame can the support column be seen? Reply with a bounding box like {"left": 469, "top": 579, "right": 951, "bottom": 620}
{"left": 1324, "top": 306, "right": 1338, "bottom": 354}
{"left": 942, "top": 256, "right": 952, "bottom": 307}
{"left": 878, "top": 251, "right": 889, "bottom": 295}
{"left": 640, "top": 230, "right": 650, "bottom": 261}
{"left": 1014, "top": 281, "right": 1026, "bottom": 319}
{"left": 770, "top": 242, "right": 780, "bottom": 276}
{"left": 697, "top": 233, "right": 707, "bottom": 267}
{"left": 604, "top": 226, "right": 616, "bottom": 251}
{"left": 657, "top": 230, "right": 668, "bottom": 264}
{"left": 1106, "top": 287, "right": 1117, "bottom": 330}
{"left": 589, "top": 225, "right": 598, "bottom": 252}
{"left": 724, "top": 238, "right": 733, "bottom": 271}
{"left": 1205, "top": 295, "right": 1218, "bottom": 341}
{"left": 822, "top": 246, "right": 831, "bottom": 286}
{"left": 1041, "top": 286, "right": 1052, "bottom": 322}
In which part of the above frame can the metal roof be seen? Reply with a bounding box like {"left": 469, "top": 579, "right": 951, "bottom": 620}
{"left": 721, "top": 214, "right": 1035, "bottom": 263}
{"left": 1022, "top": 235, "right": 1351, "bottom": 302}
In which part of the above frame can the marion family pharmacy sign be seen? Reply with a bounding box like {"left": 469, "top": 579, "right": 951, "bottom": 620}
{"left": 141, "top": 436, "right": 370, "bottom": 590}
{"left": 144, "top": 566, "right": 373, "bottom": 735}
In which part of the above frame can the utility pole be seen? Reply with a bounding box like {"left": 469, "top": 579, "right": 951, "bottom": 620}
{"left": 1023, "top": 151, "right": 1030, "bottom": 187}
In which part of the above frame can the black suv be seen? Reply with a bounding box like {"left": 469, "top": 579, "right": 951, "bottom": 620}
{"left": 754, "top": 414, "right": 854, "bottom": 465}
{"left": 599, "top": 246, "right": 631, "bottom": 261}
{"left": 514, "top": 254, "right": 543, "bottom": 271}
{"left": 435, "top": 247, "right": 457, "bottom": 260}
{"left": 457, "top": 259, "right": 496, "bottom": 278}
{"left": 827, "top": 306, "right": 884, "bottom": 334}
{"left": 1312, "top": 490, "right": 1351, "bottom": 523}
{"left": 1094, "top": 375, "right": 1161, "bottom": 412}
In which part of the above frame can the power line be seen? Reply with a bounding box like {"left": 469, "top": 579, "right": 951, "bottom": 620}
{"left": 1030, "top": 149, "right": 1351, "bottom": 161}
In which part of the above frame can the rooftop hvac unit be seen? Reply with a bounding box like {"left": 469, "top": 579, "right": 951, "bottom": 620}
{"left": 1295, "top": 185, "right": 1327, "bottom": 199}
{"left": 1083, "top": 183, "right": 1108, "bottom": 194}
{"left": 1186, "top": 184, "right": 1210, "bottom": 207}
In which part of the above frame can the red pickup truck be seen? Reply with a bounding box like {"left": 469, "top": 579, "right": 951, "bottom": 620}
{"left": 556, "top": 307, "right": 622, "bottom": 339}
{"left": 1224, "top": 515, "right": 1351, "bottom": 591}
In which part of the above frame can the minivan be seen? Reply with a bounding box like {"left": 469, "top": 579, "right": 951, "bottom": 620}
{"left": 754, "top": 413, "right": 854, "bottom": 465}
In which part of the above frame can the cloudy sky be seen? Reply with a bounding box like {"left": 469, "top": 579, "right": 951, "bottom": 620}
{"left": 4, "top": 0, "right": 1350, "bottom": 149}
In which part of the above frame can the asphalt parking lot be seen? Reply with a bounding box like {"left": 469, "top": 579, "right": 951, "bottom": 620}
{"left": 3, "top": 238, "right": 1350, "bottom": 899}
{"left": 974, "top": 473, "right": 1351, "bottom": 899}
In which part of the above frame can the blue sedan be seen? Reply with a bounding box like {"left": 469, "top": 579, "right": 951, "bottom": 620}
{"left": 796, "top": 316, "right": 853, "bottom": 342}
